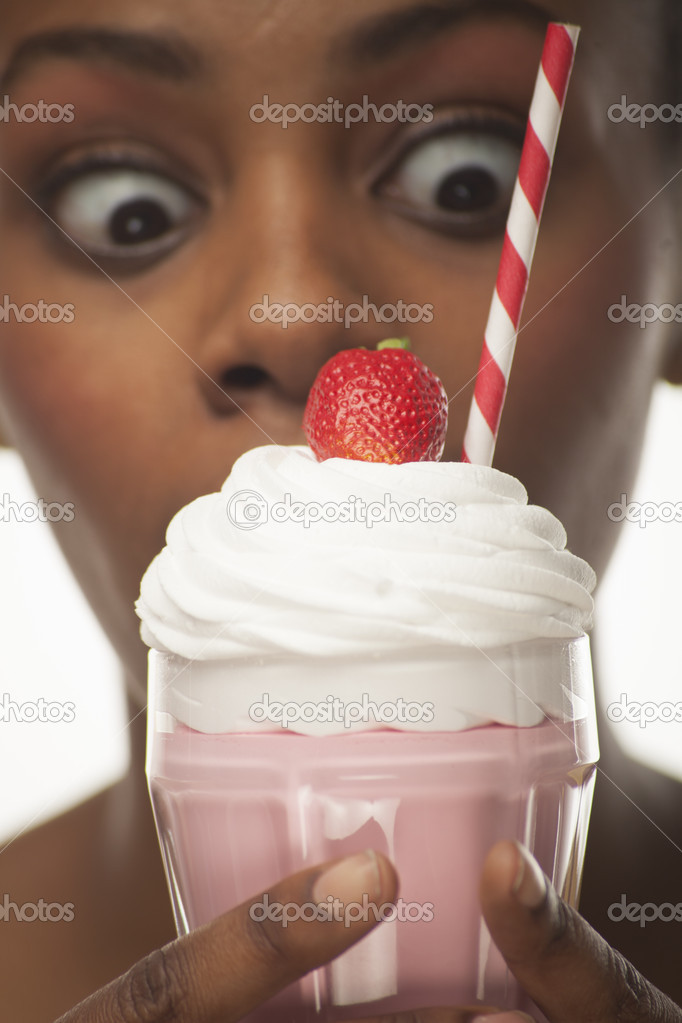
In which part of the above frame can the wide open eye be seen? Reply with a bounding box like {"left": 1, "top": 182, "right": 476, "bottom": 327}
{"left": 376, "top": 120, "right": 522, "bottom": 238}
{"left": 47, "top": 164, "right": 205, "bottom": 263}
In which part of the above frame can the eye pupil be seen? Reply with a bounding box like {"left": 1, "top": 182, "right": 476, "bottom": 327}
{"left": 110, "top": 199, "right": 172, "bottom": 244}
{"left": 436, "top": 168, "right": 498, "bottom": 213}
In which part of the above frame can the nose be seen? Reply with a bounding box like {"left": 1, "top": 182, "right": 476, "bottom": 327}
{"left": 193, "top": 151, "right": 387, "bottom": 418}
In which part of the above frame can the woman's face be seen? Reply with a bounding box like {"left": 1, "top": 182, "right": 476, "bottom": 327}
{"left": 0, "top": 0, "right": 679, "bottom": 684}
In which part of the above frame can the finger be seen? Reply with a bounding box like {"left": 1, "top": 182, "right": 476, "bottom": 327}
{"left": 479, "top": 841, "right": 681, "bottom": 1023}
{"left": 57, "top": 849, "right": 398, "bottom": 1023}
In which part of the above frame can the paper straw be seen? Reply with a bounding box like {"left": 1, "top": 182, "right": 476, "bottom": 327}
{"left": 461, "top": 23, "right": 580, "bottom": 466}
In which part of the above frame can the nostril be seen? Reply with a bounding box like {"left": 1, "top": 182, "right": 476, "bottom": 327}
{"left": 222, "top": 364, "right": 270, "bottom": 389}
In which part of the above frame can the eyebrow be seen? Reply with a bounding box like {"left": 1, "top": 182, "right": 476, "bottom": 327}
{"left": 0, "top": 3, "right": 556, "bottom": 94}
{"left": 337, "top": 0, "right": 554, "bottom": 65}
{"left": 0, "top": 28, "right": 204, "bottom": 92}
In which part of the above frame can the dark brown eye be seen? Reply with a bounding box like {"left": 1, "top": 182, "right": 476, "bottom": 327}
{"left": 109, "top": 197, "right": 173, "bottom": 244}
{"left": 436, "top": 165, "right": 500, "bottom": 212}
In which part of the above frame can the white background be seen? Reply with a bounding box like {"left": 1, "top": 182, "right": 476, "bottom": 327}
{"left": 0, "top": 382, "right": 681, "bottom": 844}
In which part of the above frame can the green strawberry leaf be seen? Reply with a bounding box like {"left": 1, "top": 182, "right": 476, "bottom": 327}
{"left": 377, "top": 337, "right": 411, "bottom": 351}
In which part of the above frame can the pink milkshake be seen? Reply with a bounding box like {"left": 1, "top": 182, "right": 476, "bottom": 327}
{"left": 139, "top": 444, "right": 598, "bottom": 1019}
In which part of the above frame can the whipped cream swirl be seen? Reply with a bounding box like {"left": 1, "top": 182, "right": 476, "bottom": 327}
{"left": 137, "top": 445, "right": 596, "bottom": 660}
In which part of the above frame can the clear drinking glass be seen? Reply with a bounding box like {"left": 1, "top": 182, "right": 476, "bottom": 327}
{"left": 146, "top": 636, "right": 598, "bottom": 1021}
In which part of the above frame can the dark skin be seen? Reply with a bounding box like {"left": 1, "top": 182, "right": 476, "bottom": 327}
{"left": 0, "top": 0, "right": 681, "bottom": 1020}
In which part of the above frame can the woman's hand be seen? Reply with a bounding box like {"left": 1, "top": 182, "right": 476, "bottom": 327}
{"left": 478, "top": 840, "right": 682, "bottom": 1023}
{"left": 52, "top": 842, "right": 682, "bottom": 1023}
{"left": 54, "top": 850, "right": 403, "bottom": 1023}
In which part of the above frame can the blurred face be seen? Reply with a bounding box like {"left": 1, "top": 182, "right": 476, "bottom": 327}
{"left": 0, "top": 0, "right": 679, "bottom": 685}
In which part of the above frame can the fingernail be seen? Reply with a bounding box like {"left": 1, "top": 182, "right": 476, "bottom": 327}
{"left": 471, "top": 1013, "right": 536, "bottom": 1022}
{"left": 312, "top": 850, "right": 382, "bottom": 907}
{"left": 511, "top": 842, "right": 547, "bottom": 909}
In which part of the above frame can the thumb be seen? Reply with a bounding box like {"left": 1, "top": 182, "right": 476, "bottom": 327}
{"left": 479, "top": 841, "right": 681, "bottom": 1023}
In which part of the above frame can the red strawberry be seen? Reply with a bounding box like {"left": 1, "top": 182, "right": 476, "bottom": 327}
{"left": 303, "top": 338, "right": 448, "bottom": 464}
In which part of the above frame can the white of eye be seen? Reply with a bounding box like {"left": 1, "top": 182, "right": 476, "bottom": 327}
{"left": 53, "top": 169, "right": 197, "bottom": 251}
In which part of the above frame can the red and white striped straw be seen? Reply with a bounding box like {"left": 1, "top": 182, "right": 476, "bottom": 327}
{"left": 461, "top": 23, "right": 580, "bottom": 466}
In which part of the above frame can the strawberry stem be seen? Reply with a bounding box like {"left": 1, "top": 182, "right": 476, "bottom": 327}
{"left": 377, "top": 337, "right": 411, "bottom": 351}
